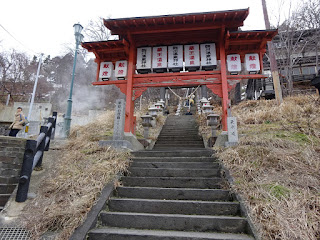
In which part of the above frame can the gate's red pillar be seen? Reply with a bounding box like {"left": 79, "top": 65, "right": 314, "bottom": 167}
{"left": 95, "top": 58, "right": 101, "bottom": 82}
{"left": 124, "top": 36, "right": 135, "bottom": 134}
{"left": 259, "top": 51, "right": 264, "bottom": 74}
{"left": 219, "top": 27, "right": 229, "bottom": 131}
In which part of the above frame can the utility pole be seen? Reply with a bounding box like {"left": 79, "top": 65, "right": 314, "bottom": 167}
{"left": 261, "top": 0, "right": 283, "bottom": 104}
{"left": 27, "top": 53, "right": 44, "bottom": 121}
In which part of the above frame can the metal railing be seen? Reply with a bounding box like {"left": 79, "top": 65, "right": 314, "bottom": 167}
{"left": 15, "top": 112, "right": 57, "bottom": 202}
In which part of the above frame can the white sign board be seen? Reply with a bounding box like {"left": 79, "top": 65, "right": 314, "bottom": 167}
{"left": 115, "top": 60, "right": 128, "bottom": 79}
{"left": 227, "top": 117, "right": 238, "bottom": 143}
{"left": 184, "top": 44, "right": 200, "bottom": 68}
{"left": 99, "top": 62, "right": 113, "bottom": 80}
{"left": 136, "top": 47, "right": 152, "bottom": 70}
{"left": 168, "top": 45, "right": 183, "bottom": 70}
{"left": 227, "top": 54, "right": 241, "bottom": 72}
{"left": 152, "top": 46, "right": 167, "bottom": 70}
{"left": 200, "top": 43, "right": 217, "bottom": 67}
{"left": 245, "top": 53, "right": 260, "bottom": 72}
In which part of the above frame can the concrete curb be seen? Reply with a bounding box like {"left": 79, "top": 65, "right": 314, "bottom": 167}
{"left": 219, "top": 161, "right": 261, "bottom": 240}
{"left": 69, "top": 179, "right": 117, "bottom": 240}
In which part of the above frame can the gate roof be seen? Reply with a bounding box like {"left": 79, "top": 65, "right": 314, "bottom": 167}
{"left": 104, "top": 8, "right": 249, "bottom": 36}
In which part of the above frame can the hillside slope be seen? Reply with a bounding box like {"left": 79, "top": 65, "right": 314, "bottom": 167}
{"left": 216, "top": 95, "right": 320, "bottom": 240}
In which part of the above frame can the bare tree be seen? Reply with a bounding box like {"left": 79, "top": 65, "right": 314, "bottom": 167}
{"left": 84, "top": 17, "right": 111, "bottom": 42}
{"left": 298, "top": 0, "right": 320, "bottom": 74}
{"left": 272, "top": 0, "right": 320, "bottom": 94}
{"left": 0, "top": 50, "right": 54, "bottom": 103}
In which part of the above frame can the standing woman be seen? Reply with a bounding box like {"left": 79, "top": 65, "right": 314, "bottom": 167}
{"left": 9, "top": 107, "right": 25, "bottom": 137}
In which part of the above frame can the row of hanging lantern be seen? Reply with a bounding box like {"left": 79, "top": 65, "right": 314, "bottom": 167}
{"left": 98, "top": 47, "right": 261, "bottom": 81}
{"left": 136, "top": 45, "right": 261, "bottom": 75}
{"left": 136, "top": 43, "right": 217, "bottom": 74}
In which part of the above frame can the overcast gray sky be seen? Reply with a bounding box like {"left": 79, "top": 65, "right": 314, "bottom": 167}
{"left": 0, "top": 0, "right": 298, "bottom": 58}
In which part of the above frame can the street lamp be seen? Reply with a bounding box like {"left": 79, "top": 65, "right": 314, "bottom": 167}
{"left": 64, "top": 23, "right": 84, "bottom": 137}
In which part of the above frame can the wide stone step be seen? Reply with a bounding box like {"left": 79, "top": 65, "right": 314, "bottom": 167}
{"left": 159, "top": 132, "right": 200, "bottom": 135}
{"left": 108, "top": 198, "right": 240, "bottom": 216}
{"left": 88, "top": 227, "right": 254, "bottom": 240}
{"left": 159, "top": 127, "right": 198, "bottom": 130}
{"left": 157, "top": 136, "right": 203, "bottom": 141}
{"left": 165, "top": 120, "right": 197, "bottom": 123}
{"left": 130, "top": 157, "right": 217, "bottom": 162}
{"left": 116, "top": 187, "right": 232, "bottom": 201}
{"left": 154, "top": 142, "right": 204, "bottom": 146}
{"left": 162, "top": 122, "right": 198, "bottom": 130}
{"left": 154, "top": 143, "right": 204, "bottom": 148}
{"left": 153, "top": 146, "right": 205, "bottom": 150}
{"left": 155, "top": 139, "right": 204, "bottom": 143}
{"left": 100, "top": 212, "right": 248, "bottom": 233}
{"left": 161, "top": 126, "right": 199, "bottom": 133}
{"left": 132, "top": 150, "right": 213, "bottom": 157}
{"left": 130, "top": 162, "right": 219, "bottom": 169}
{"left": 0, "top": 184, "right": 16, "bottom": 194}
{"left": 160, "top": 129, "right": 199, "bottom": 133}
{"left": 121, "top": 176, "right": 222, "bottom": 188}
{"left": 128, "top": 167, "right": 220, "bottom": 177}
{"left": 157, "top": 136, "right": 201, "bottom": 140}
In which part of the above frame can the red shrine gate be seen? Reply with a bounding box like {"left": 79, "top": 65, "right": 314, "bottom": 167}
{"left": 82, "top": 8, "right": 277, "bottom": 134}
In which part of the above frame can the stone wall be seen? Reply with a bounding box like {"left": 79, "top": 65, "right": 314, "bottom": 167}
{"left": 0, "top": 136, "right": 26, "bottom": 208}
{"left": 0, "top": 122, "right": 11, "bottom": 136}
{"left": 0, "top": 136, "right": 26, "bottom": 169}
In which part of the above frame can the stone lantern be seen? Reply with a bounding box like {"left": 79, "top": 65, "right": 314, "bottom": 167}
{"left": 155, "top": 102, "right": 164, "bottom": 111}
{"left": 148, "top": 107, "right": 160, "bottom": 117}
{"left": 141, "top": 114, "right": 153, "bottom": 139}
{"left": 158, "top": 99, "right": 165, "bottom": 107}
{"left": 202, "top": 104, "right": 214, "bottom": 114}
{"left": 207, "top": 113, "right": 220, "bottom": 137}
{"left": 200, "top": 97, "right": 210, "bottom": 106}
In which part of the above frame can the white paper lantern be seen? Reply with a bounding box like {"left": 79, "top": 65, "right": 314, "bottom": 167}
{"left": 152, "top": 46, "right": 167, "bottom": 73}
{"left": 200, "top": 43, "right": 217, "bottom": 70}
{"left": 136, "top": 47, "right": 152, "bottom": 74}
{"left": 185, "top": 44, "right": 200, "bottom": 71}
{"left": 115, "top": 60, "right": 128, "bottom": 79}
{"left": 168, "top": 45, "right": 183, "bottom": 72}
{"left": 245, "top": 53, "right": 260, "bottom": 73}
{"left": 99, "top": 62, "right": 113, "bottom": 80}
{"left": 227, "top": 54, "right": 241, "bottom": 73}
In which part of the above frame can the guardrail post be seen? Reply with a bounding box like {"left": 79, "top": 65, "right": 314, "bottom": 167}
{"left": 16, "top": 140, "right": 37, "bottom": 202}
{"left": 51, "top": 112, "right": 57, "bottom": 140}
{"left": 35, "top": 126, "right": 48, "bottom": 169}
{"left": 45, "top": 117, "right": 54, "bottom": 151}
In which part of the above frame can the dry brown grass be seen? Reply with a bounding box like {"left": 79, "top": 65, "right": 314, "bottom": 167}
{"left": 148, "top": 114, "right": 167, "bottom": 140}
{"left": 22, "top": 111, "right": 130, "bottom": 239}
{"left": 214, "top": 95, "right": 320, "bottom": 240}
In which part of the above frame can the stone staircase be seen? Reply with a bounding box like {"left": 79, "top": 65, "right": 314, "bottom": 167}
{"left": 87, "top": 115, "right": 255, "bottom": 240}
{"left": 154, "top": 115, "right": 204, "bottom": 150}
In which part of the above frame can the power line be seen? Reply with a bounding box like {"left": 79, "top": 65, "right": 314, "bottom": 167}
{"left": 0, "top": 23, "right": 39, "bottom": 55}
